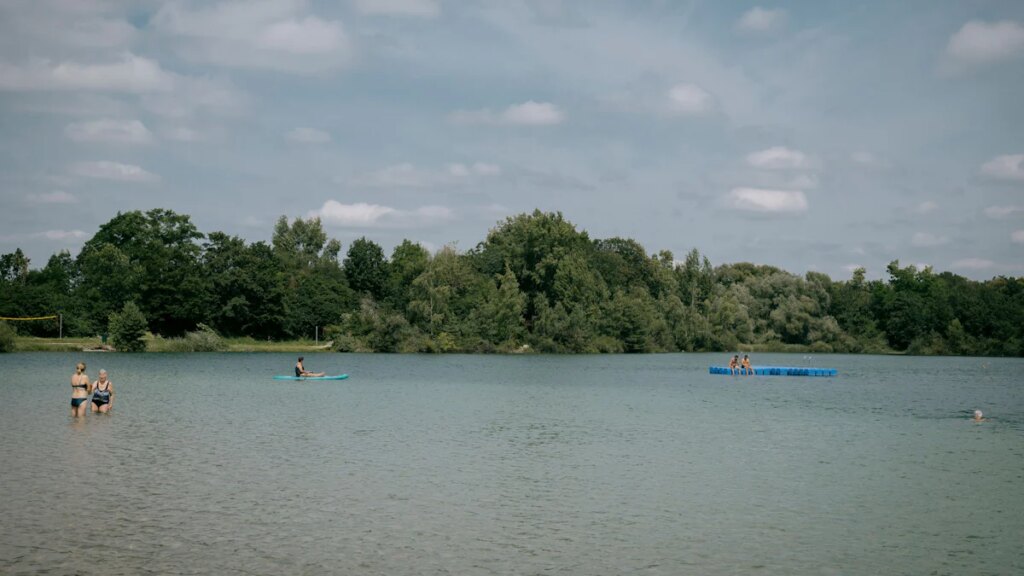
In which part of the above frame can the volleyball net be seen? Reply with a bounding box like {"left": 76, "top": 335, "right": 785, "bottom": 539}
{"left": 0, "top": 314, "right": 63, "bottom": 337}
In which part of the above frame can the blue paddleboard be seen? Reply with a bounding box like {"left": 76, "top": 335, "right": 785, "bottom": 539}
{"left": 709, "top": 366, "right": 836, "bottom": 377}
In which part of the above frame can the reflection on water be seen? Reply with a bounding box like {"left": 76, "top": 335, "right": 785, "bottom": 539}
{"left": 1, "top": 352, "right": 1022, "bottom": 575}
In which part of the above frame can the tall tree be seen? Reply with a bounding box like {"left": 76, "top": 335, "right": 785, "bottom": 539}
{"left": 79, "top": 209, "right": 206, "bottom": 336}
{"left": 386, "top": 240, "right": 430, "bottom": 311}
{"left": 343, "top": 237, "right": 389, "bottom": 301}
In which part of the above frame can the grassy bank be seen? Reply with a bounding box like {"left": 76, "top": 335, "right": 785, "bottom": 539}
{"left": 13, "top": 335, "right": 334, "bottom": 353}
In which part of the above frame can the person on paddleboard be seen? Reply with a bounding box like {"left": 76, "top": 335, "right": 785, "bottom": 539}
{"left": 295, "top": 357, "right": 325, "bottom": 378}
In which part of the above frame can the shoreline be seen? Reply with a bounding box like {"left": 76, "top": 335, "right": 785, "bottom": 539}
{"left": 13, "top": 336, "right": 335, "bottom": 353}
{"left": 6, "top": 335, "right": 918, "bottom": 355}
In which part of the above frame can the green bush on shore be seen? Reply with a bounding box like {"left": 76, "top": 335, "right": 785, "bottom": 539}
{"left": 0, "top": 322, "right": 16, "bottom": 353}
{"left": 158, "top": 324, "right": 229, "bottom": 352}
{"left": 109, "top": 302, "right": 148, "bottom": 352}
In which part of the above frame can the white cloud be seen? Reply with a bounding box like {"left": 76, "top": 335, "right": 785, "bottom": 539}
{"left": 312, "top": 200, "right": 453, "bottom": 228}
{"left": 746, "top": 146, "right": 808, "bottom": 170}
{"left": 851, "top": 151, "right": 877, "bottom": 165}
{"left": 501, "top": 101, "right": 564, "bottom": 125}
{"left": 447, "top": 163, "right": 471, "bottom": 177}
{"left": 980, "top": 154, "right": 1024, "bottom": 181}
{"left": 359, "top": 163, "right": 436, "bottom": 188}
{"left": 0, "top": 52, "right": 245, "bottom": 120}
{"left": 162, "top": 126, "right": 203, "bottom": 142}
{"left": 357, "top": 162, "right": 501, "bottom": 188}
{"left": 316, "top": 201, "right": 395, "bottom": 226}
{"left": 448, "top": 162, "right": 501, "bottom": 177}
{"left": 666, "top": 83, "right": 714, "bottom": 115}
{"left": 0, "top": 53, "right": 175, "bottom": 93}
{"left": 71, "top": 161, "right": 159, "bottom": 183}
{"left": 353, "top": 0, "right": 439, "bottom": 17}
{"left": 152, "top": 0, "right": 351, "bottom": 74}
{"left": 915, "top": 201, "right": 938, "bottom": 214}
{"left": 911, "top": 232, "right": 948, "bottom": 247}
{"left": 0, "top": 1, "right": 138, "bottom": 52}
{"left": 449, "top": 101, "right": 564, "bottom": 126}
{"left": 952, "top": 258, "right": 996, "bottom": 270}
{"left": 142, "top": 76, "right": 247, "bottom": 119}
{"left": 65, "top": 118, "right": 153, "bottom": 144}
{"left": 726, "top": 188, "right": 808, "bottom": 213}
{"left": 947, "top": 20, "right": 1024, "bottom": 65}
{"left": 788, "top": 174, "right": 818, "bottom": 190}
{"left": 984, "top": 205, "right": 1024, "bottom": 219}
{"left": 27, "top": 191, "right": 77, "bottom": 204}
{"left": 736, "top": 7, "right": 786, "bottom": 33}
{"left": 286, "top": 127, "right": 332, "bottom": 144}
{"left": 472, "top": 162, "right": 501, "bottom": 176}
{"left": 37, "top": 229, "right": 88, "bottom": 241}
{"left": 1012, "top": 230, "right": 1024, "bottom": 244}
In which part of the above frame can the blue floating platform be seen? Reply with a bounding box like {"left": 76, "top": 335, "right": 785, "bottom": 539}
{"left": 709, "top": 366, "right": 837, "bottom": 377}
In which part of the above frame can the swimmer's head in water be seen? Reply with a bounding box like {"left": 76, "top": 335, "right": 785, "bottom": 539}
{"left": 974, "top": 409, "right": 983, "bottom": 418}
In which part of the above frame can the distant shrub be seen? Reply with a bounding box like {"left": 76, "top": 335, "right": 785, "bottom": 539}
{"left": 331, "top": 333, "right": 358, "bottom": 352}
{"left": 808, "top": 341, "right": 834, "bottom": 353}
{"left": 109, "top": 302, "right": 148, "bottom": 352}
{"left": 0, "top": 321, "right": 16, "bottom": 353}
{"left": 907, "top": 331, "right": 947, "bottom": 356}
{"left": 591, "top": 335, "right": 624, "bottom": 354}
{"left": 162, "top": 324, "right": 228, "bottom": 352}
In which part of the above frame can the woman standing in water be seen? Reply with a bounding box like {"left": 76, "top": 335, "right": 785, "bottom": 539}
{"left": 90, "top": 369, "right": 114, "bottom": 413}
{"left": 70, "top": 362, "right": 90, "bottom": 417}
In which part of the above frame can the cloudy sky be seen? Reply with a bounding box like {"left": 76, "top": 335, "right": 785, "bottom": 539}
{"left": 1, "top": 0, "right": 1023, "bottom": 280}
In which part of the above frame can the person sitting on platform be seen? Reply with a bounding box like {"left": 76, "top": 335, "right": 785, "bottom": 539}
{"left": 728, "top": 355, "right": 740, "bottom": 375}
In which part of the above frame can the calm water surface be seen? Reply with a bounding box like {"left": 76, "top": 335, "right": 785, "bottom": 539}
{"left": 1, "top": 353, "right": 1021, "bottom": 575}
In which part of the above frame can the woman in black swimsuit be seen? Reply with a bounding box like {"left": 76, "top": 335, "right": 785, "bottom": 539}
{"left": 90, "top": 369, "right": 114, "bottom": 413}
{"left": 295, "top": 357, "right": 325, "bottom": 378}
{"left": 70, "top": 362, "right": 90, "bottom": 417}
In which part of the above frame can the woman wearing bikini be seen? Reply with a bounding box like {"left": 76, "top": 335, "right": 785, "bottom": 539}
{"left": 90, "top": 369, "right": 114, "bottom": 413}
{"left": 70, "top": 362, "right": 90, "bottom": 417}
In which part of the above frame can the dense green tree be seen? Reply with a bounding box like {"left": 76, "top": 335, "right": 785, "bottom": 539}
{"left": 531, "top": 298, "right": 593, "bottom": 352}
{"left": 80, "top": 209, "right": 206, "bottom": 336}
{"left": 386, "top": 240, "right": 430, "bottom": 310}
{"left": 282, "top": 266, "right": 351, "bottom": 339}
{"left": 602, "top": 287, "right": 670, "bottom": 352}
{"left": 3, "top": 208, "right": 1023, "bottom": 355}
{"left": 202, "top": 234, "right": 286, "bottom": 338}
{"left": 0, "top": 248, "right": 30, "bottom": 284}
{"left": 272, "top": 216, "right": 337, "bottom": 270}
{"left": 408, "top": 245, "right": 485, "bottom": 343}
{"left": 471, "top": 210, "right": 592, "bottom": 321}
{"left": 468, "top": 265, "right": 527, "bottom": 347}
{"left": 343, "top": 237, "right": 389, "bottom": 301}
{"left": 76, "top": 243, "right": 142, "bottom": 334}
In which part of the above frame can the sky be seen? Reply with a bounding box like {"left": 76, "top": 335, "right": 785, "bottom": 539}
{"left": 1, "top": 0, "right": 1023, "bottom": 281}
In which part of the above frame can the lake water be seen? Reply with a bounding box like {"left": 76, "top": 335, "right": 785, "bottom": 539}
{"left": 0, "top": 352, "right": 1021, "bottom": 575}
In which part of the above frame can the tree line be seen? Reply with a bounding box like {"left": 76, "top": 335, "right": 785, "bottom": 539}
{"left": 1, "top": 208, "right": 1022, "bottom": 355}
